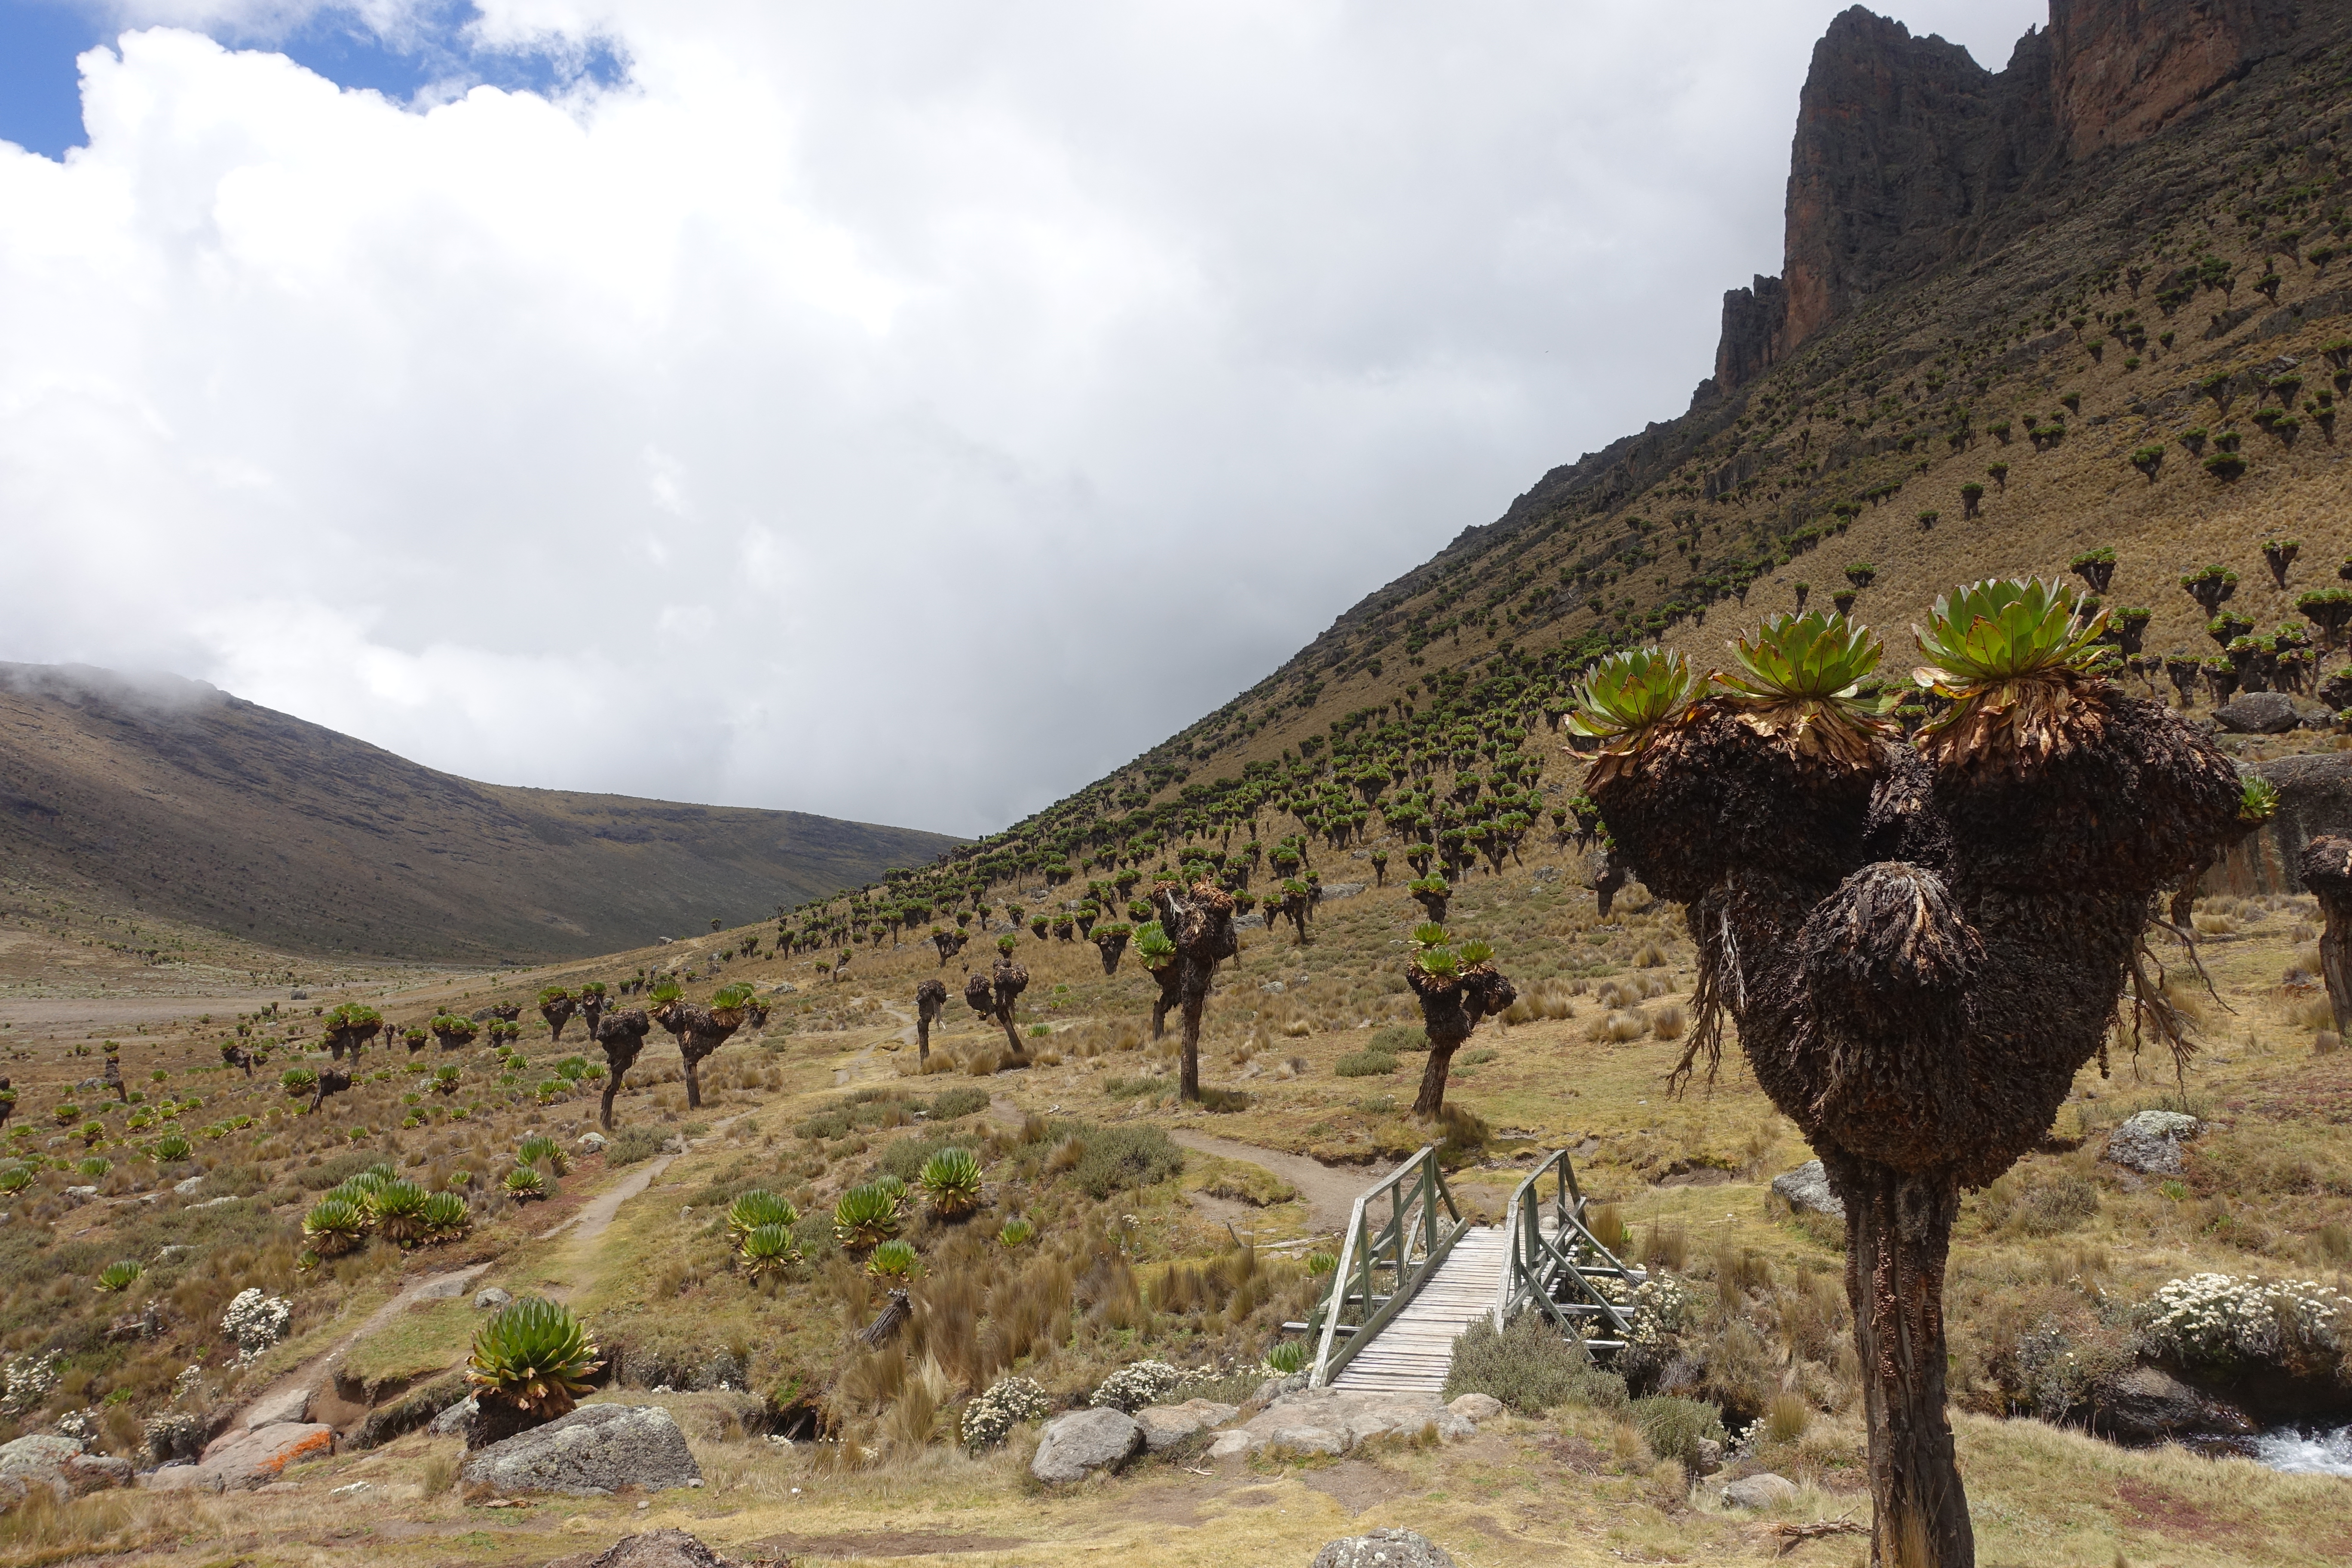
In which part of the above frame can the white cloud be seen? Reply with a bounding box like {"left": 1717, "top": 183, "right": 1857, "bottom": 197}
{"left": 0, "top": 1, "right": 2047, "bottom": 836}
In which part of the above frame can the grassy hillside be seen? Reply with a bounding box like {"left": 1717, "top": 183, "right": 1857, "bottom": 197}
{"left": 0, "top": 664, "right": 962, "bottom": 965}
{"left": 910, "top": 8, "right": 2352, "bottom": 876}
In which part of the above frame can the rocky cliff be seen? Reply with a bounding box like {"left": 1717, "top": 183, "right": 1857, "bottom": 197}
{"left": 1714, "top": 0, "right": 2303, "bottom": 393}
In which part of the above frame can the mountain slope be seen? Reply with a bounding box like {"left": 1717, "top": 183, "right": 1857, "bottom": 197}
{"left": 784, "top": 0, "right": 2352, "bottom": 920}
{"left": 0, "top": 664, "right": 960, "bottom": 962}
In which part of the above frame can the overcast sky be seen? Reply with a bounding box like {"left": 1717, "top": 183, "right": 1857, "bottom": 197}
{"left": 0, "top": 0, "right": 2047, "bottom": 837}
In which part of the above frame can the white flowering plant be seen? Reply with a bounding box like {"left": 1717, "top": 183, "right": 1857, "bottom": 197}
{"left": 960, "top": 1375, "right": 1050, "bottom": 1451}
{"left": 1595, "top": 1272, "right": 1696, "bottom": 1348}
{"left": 2138, "top": 1272, "right": 2347, "bottom": 1374}
{"left": 1088, "top": 1360, "right": 1194, "bottom": 1412}
{"left": 0, "top": 1352, "right": 59, "bottom": 1417}
{"left": 220, "top": 1288, "right": 293, "bottom": 1364}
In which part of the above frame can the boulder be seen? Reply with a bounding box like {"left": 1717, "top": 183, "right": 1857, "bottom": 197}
{"left": 1132, "top": 1399, "right": 1240, "bottom": 1454}
{"left": 1446, "top": 1393, "right": 1503, "bottom": 1422}
{"left": 1309, "top": 1528, "right": 1459, "bottom": 1568}
{"left": 412, "top": 1274, "right": 474, "bottom": 1301}
{"left": 1721, "top": 1473, "right": 1800, "bottom": 1508}
{"left": 2103, "top": 1110, "right": 2202, "bottom": 1176}
{"left": 63, "top": 1454, "right": 132, "bottom": 1494}
{"left": 173, "top": 1175, "right": 206, "bottom": 1197}
{"left": 0, "top": 1435, "right": 89, "bottom": 1504}
{"left": 475, "top": 1287, "right": 514, "bottom": 1311}
{"left": 2086, "top": 1366, "right": 2257, "bottom": 1445}
{"left": 1770, "top": 1161, "right": 1844, "bottom": 1219}
{"left": 2213, "top": 692, "right": 2302, "bottom": 734}
{"left": 138, "top": 1464, "right": 225, "bottom": 1494}
{"left": 196, "top": 1421, "right": 334, "bottom": 1488}
{"left": 1030, "top": 1408, "right": 1143, "bottom": 1483}
{"left": 431, "top": 1396, "right": 478, "bottom": 1436}
{"left": 568, "top": 1528, "right": 744, "bottom": 1568}
{"left": 460, "top": 1405, "right": 700, "bottom": 1497}
{"left": 240, "top": 1382, "right": 312, "bottom": 1431}
{"left": 1207, "top": 1431, "right": 1254, "bottom": 1461}
{"left": 579, "top": 1132, "right": 609, "bottom": 1152}
{"left": 1320, "top": 882, "right": 1366, "bottom": 900}
{"left": 1225, "top": 1386, "right": 1474, "bottom": 1457}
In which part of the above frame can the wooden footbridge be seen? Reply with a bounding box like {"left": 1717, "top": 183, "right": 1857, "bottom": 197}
{"left": 1293, "top": 1145, "right": 1644, "bottom": 1394}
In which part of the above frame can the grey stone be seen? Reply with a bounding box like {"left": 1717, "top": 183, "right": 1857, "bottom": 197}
{"left": 1030, "top": 1408, "right": 1143, "bottom": 1483}
{"left": 578, "top": 1132, "right": 609, "bottom": 1152}
{"left": 1268, "top": 1425, "right": 1346, "bottom": 1455}
{"left": 1234, "top": 1387, "right": 1473, "bottom": 1455}
{"left": 1721, "top": 1473, "right": 1800, "bottom": 1508}
{"left": 1133, "top": 1399, "right": 1240, "bottom": 1453}
{"left": 2103, "top": 1110, "right": 2202, "bottom": 1176}
{"left": 63, "top": 1185, "right": 96, "bottom": 1203}
{"left": 474, "top": 1287, "right": 513, "bottom": 1310}
{"left": 1259, "top": 981, "right": 1286, "bottom": 995}
{"left": 138, "top": 1464, "right": 225, "bottom": 1493}
{"left": 63, "top": 1454, "right": 132, "bottom": 1494}
{"left": 410, "top": 1274, "right": 470, "bottom": 1301}
{"left": 576, "top": 1528, "right": 745, "bottom": 1568}
{"left": 1207, "top": 1430, "right": 1254, "bottom": 1461}
{"left": 1310, "top": 1528, "right": 1460, "bottom": 1568}
{"left": 1320, "top": 882, "right": 1366, "bottom": 900}
{"left": 240, "top": 1382, "right": 312, "bottom": 1431}
{"left": 1234, "top": 912, "right": 1266, "bottom": 929}
{"left": 1531, "top": 865, "right": 1560, "bottom": 881}
{"left": 1694, "top": 1438, "right": 1725, "bottom": 1476}
{"left": 1770, "top": 1160, "right": 1845, "bottom": 1219}
{"left": 196, "top": 1421, "right": 334, "bottom": 1488}
{"left": 173, "top": 1176, "right": 205, "bottom": 1196}
{"left": 1446, "top": 1392, "right": 1503, "bottom": 1422}
{"left": 430, "top": 1396, "right": 478, "bottom": 1436}
{"left": 460, "top": 1405, "right": 700, "bottom": 1497}
{"left": 2086, "top": 1365, "right": 2257, "bottom": 1444}
{"left": 0, "top": 1434, "right": 85, "bottom": 1502}
{"left": 2213, "top": 692, "right": 2301, "bottom": 735}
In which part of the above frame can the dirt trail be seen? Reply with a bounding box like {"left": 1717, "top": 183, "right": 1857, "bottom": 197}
{"left": 222, "top": 1260, "right": 489, "bottom": 1435}
{"left": 1164, "top": 1129, "right": 1365, "bottom": 1236}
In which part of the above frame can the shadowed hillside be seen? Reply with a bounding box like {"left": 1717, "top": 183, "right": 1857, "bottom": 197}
{"left": 0, "top": 664, "right": 960, "bottom": 962}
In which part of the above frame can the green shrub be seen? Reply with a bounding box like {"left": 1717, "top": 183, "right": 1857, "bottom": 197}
{"left": 1369, "top": 1024, "right": 1430, "bottom": 1054}
{"left": 927, "top": 1086, "right": 989, "bottom": 1121}
{"left": 302, "top": 1197, "right": 368, "bottom": 1255}
{"left": 467, "top": 1297, "right": 600, "bottom": 1420}
{"left": 95, "top": 1259, "right": 143, "bottom": 1293}
{"left": 603, "top": 1126, "right": 665, "bottom": 1167}
{"left": 1633, "top": 1394, "right": 1726, "bottom": 1468}
{"left": 1334, "top": 1049, "right": 1399, "bottom": 1077}
{"left": 1264, "top": 1339, "right": 1309, "bottom": 1375}
{"left": 727, "top": 1189, "right": 799, "bottom": 1246}
{"left": 1446, "top": 1311, "right": 1627, "bottom": 1414}
{"left": 834, "top": 1184, "right": 900, "bottom": 1249}
{"left": 1055, "top": 1121, "right": 1185, "bottom": 1199}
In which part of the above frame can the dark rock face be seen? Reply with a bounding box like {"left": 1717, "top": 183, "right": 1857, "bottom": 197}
{"left": 459, "top": 1405, "right": 699, "bottom": 1496}
{"left": 2085, "top": 1366, "right": 2257, "bottom": 1446}
{"left": 1711, "top": 0, "right": 2302, "bottom": 391}
{"left": 2212, "top": 753, "right": 2352, "bottom": 897}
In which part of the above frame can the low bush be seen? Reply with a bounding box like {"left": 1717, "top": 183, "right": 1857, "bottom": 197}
{"left": 603, "top": 1126, "right": 667, "bottom": 1167}
{"left": 1632, "top": 1394, "right": 1725, "bottom": 1470}
{"left": 1445, "top": 1311, "right": 1628, "bottom": 1415}
{"left": 1334, "top": 1049, "right": 1399, "bottom": 1078}
{"left": 926, "top": 1086, "right": 989, "bottom": 1120}
{"left": 1369, "top": 1024, "right": 1430, "bottom": 1054}
{"left": 1053, "top": 1121, "right": 1184, "bottom": 1199}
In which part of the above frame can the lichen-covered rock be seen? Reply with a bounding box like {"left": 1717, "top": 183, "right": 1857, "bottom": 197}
{"left": 460, "top": 1406, "right": 699, "bottom": 1497}
{"left": 1445, "top": 1393, "right": 1503, "bottom": 1422}
{"left": 1030, "top": 1408, "right": 1142, "bottom": 1483}
{"left": 0, "top": 1435, "right": 127, "bottom": 1504}
{"left": 1309, "top": 1527, "right": 1459, "bottom": 1568}
{"left": 2103, "top": 1110, "right": 2202, "bottom": 1175}
{"left": 1721, "top": 1472, "right": 1800, "bottom": 1508}
{"left": 195, "top": 1421, "right": 334, "bottom": 1488}
{"left": 554, "top": 1528, "right": 745, "bottom": 1568}
{"left": 1770, "top": 1160, "right": 1845, "bottom": 1219}
{"left": 1227, "top": 1387, "right": 1473, "bottom": 1456}
{"left": 1132, "top": 1399, "right": 1239, "bottom": 1453}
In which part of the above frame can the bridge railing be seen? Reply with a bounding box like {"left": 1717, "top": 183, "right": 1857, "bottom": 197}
{"left": 1493, "top": 1148, "right": 1642, "bottom": 1351}
{"left": 1305, "top": 1144, "right": 1466, "bottom": 1389}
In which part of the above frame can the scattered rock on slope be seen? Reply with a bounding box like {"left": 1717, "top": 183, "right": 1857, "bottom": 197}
{"left": 1310, "top": 1528, "right": 1459, "bottom": 1568}
{"left": 2102, "top": 1110, "right": 2202, "bottom": 1175}
{"left": 1031, "top": 1408, "right": 1143, "bottom": 1482}
{"left": 1770, "top": 1160, "right": 1844, "bottom": 1219}
{"left": 462, "top": 1405, "right": 701, "bottom": 1497}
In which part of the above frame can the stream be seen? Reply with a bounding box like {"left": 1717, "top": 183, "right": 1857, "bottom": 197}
{"left": 2253, "top": 1422, "right": 2352, "bottom": 1476}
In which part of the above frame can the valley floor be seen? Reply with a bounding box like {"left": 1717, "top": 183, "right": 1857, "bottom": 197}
{"left": 0, "top": 844, "right": 2346, "bottom": 1567}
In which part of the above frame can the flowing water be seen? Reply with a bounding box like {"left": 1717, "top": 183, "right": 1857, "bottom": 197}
{"left": 2252, "top": 1423, "right": 2352, "bottom": 1476}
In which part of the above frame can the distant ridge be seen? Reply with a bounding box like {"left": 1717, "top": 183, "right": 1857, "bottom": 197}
{"left": 0, "top": 664, "right": 961, "bottom": 962}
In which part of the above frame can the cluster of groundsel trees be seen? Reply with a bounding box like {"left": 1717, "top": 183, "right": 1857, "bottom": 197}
{"left": 1567, "top": 588, "right": 2263, "bottom": 1567}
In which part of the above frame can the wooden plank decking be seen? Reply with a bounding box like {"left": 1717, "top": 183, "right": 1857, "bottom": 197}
{"left": 1330, "top": 1225, "right": 1509, "bottom": 1396}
